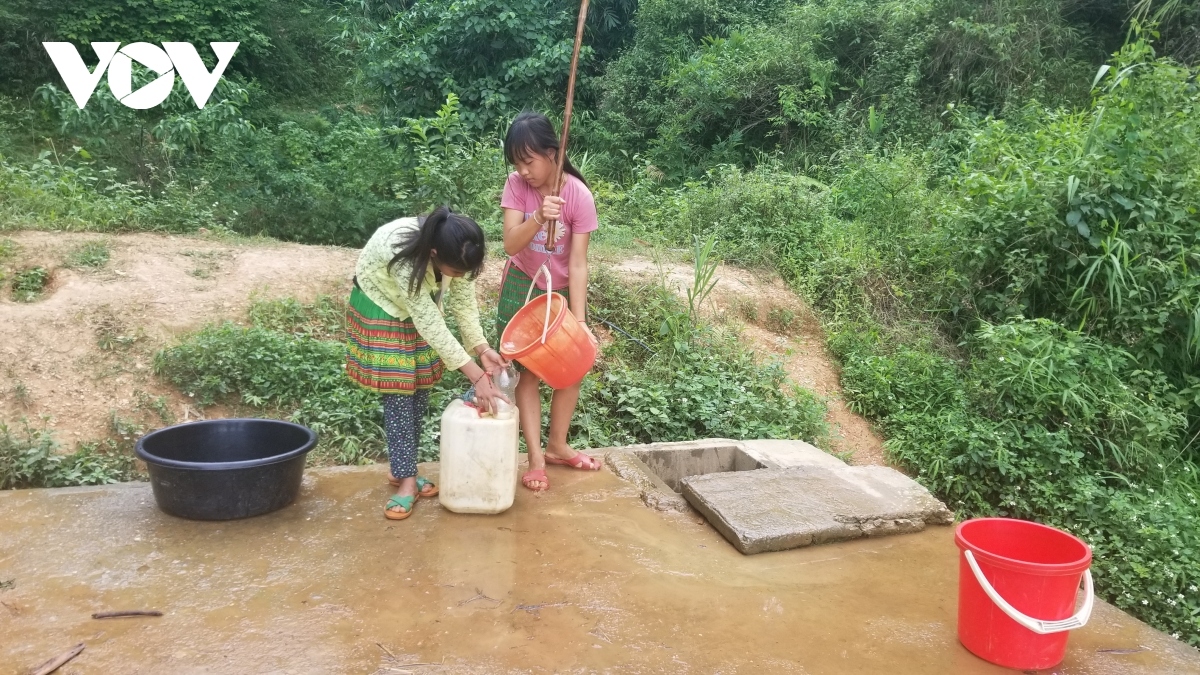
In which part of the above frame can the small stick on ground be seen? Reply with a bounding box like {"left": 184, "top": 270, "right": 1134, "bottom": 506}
{"left": 92, "top": 610, "right": 162, "bottom": 619}
{"left": 457, "top": 589, "right": 501, "bottom": 607}
{"left": 30, "top": 642, "right": 84, "bottom": 675}
{"left": 394, "top": 657, "right": 445, "bottom": 668}
{"left": 1097, "top": 647, "right": 1150, "bottom": 654}
{"left": 376, "top": 642, "right": 397, "bottom": 660}
{"left": 511, "top": 602, "right": 568, "bottom": 616}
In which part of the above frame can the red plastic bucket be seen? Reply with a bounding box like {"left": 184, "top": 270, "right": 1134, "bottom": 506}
{"left": 954, "top": 518, "right": 1094, "bottom": 670}
{"left": 500, "top": 291, "right": 596, "bottom": 390}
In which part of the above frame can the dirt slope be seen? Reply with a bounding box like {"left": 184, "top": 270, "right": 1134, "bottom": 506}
{"left": 0, "top": 231, "right": 357, "bottom": 444}
{"left": 0, "top": 231, "right": 885, "bottom": 465}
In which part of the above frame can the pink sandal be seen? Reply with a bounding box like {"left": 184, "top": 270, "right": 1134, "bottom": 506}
{"left": 521, "top": 468, "right": 549, "bottom": 492}
{"left": 545, "top": 451, "right": 602, "bottom": 471}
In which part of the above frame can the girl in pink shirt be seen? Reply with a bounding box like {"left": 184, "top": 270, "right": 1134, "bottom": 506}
{"left": 496, "top": 111, "right": 601, "bottom": 492}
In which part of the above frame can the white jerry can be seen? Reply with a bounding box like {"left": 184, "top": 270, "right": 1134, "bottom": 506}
{"left": 437, "top": 399, "right": 519, "bottom": 514}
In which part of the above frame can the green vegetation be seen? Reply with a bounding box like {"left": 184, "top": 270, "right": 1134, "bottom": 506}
{"left": 153, "top": 284, "right": 827, "bottom": 462}
{"left": 0, "top": 420, "right": 140, "bottom": 489}
{"left": 1, "top": 0, "right": 1198, "bottom": 644}
{"left": 10, "top": 266, "right": 48, "bottom": 302}
{"left": 65, "top": 240, "right": 110, "bottom": 269}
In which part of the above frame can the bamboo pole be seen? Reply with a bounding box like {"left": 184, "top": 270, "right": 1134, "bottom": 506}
{"left": 546, "top": 0, "right": 590, "bottom": 241}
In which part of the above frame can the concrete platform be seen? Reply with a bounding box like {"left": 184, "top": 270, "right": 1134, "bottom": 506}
{"left": 605, "top": 439, "right": 952, "bottom": 554}
{"left": 2, "top": 464, "right": 1199, "bottom": 674}
{"left": 683, "top": 466, "right": 954, "bottom": 554}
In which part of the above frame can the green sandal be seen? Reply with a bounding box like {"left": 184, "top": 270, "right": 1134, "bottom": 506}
{"left": 415, "top": 477, "right": 438, "bottom": 499}
{"left": 387, "top": 475, "right": 439, "bottom": 499}
{"left": 384, "top": 494, "right": 416, "bottom": 520}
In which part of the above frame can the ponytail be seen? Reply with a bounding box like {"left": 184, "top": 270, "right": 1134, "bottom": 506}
{"left": 387, "top": 207, "right": 486, "bottom": 295}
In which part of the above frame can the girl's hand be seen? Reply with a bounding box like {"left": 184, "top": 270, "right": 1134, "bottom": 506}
{"left": 480, "top": 347, "right": 507, "bottom": 375}
{"left": 538, "top": 195, "right": 565, "bottom": 224}
{"left": 582, "top": 323, "right": 599, "bottom": 348}
{"left": 473, "top": 373, "right": 509, "bottom": 415}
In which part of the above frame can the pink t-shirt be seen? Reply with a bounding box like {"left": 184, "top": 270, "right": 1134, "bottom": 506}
{"left": 501, "top": 171, "right": 598, "bottom": 290}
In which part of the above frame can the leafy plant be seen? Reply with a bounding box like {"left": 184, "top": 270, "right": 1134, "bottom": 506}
{"left": 11, "top": 266, "right": 48, "bottom": 301}
{"left": 767, "top": 307, "right": 796, "bottom": 332}
{"left": 0, "top": 419, "right": 138, "bottom": 489}
{"left": 333, "top": 0, "right": 636, "bottom": 130}
{"left": 656, "top": 233, "right": 720, "bottom": 356}
{"left": 65, "top": 240, "right": 110, "bottom": 269}
{"left": 951, "top": 37, "right": 1200, "bottom": 395}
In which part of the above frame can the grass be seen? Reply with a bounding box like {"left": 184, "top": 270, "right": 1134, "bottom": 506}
{"left": 65, "top": 240, "right": 111, "bottom": 269}
{"left": 10, "top": 266, "right": 48, "bottom": 302}
{"left": 150, "top": 266, "right": 828, "bottom": 466}
{"left": 180, "top": 249, "right": 227, "bottom": 279}
{"left": 0, "top": 418, "right": 140, "bottom": 489}
{"left": 10, "top": 380, "right": 31, "bottom": 407}
{"left": 767, "top": 307, "right": 797, "bottom": 333}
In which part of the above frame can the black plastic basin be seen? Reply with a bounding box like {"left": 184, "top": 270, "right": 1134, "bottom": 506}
{"left": 135, "top": 419, "right": 317, "bottom": 520}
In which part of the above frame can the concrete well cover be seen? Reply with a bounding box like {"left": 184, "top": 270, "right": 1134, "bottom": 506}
{"left": 682, "top": 465, "right": 954, "bottom": 555}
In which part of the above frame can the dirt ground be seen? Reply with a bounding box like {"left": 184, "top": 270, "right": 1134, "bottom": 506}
{"left": 0, "top": 231, "right": 884, "bottom": 466}
{"left": 0, "top": 231, "right": 358, "bottom": 445}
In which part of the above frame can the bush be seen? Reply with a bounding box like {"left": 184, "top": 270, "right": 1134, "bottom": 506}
{"left": 155, "top": 262, "right": 829, "bottom": 462}
{"left": 951, "top": 38, "right": 1200, "bottom": 394}
{"left": 580, "top": 348, "right": 826, "bottom": 447}
{"left": 0, "top": 148, "right": 218, "bottom": 233}
{"left": 970, "top": 319, "right": 1187, "bottom": 475}
{"left": 594, "top": 0, "right": 1094, "bottom": 177}
{"left": 207, "top": 95, "right": 507, "bottom": 246}
{"left": 0, "top": 420, "right": 138, "bottom": 489}
{"left": 333, "top": 0, "right": 633, "bottom": 130}
{"left": 604, "top": 162, "right": 829, "bottom": 267}
{"left": 583, "top": 268, "right": 828, "bottom": 447}
{"left": 10, "top": 266, "right": 48, "bottom": 302}
{"left": 154, "top": 322, "right": 388, "bottom": 464}
{"left": 830, "top": 312, "right": 1199, "bottom": 643}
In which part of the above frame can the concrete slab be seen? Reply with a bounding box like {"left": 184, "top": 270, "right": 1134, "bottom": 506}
{"left": 739, "top": 438, "right": 850, "bottom": 470}
{"left": 682, "top": 466, "right": 954, "bottom": 555}
{"left": 1, "top": 464, "right": 1198, "bottom": 674}
{"left": 605, "top": 438, "right": 951, "bottom": 553}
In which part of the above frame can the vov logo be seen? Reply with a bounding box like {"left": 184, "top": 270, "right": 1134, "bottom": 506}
{"left": 42, "top": 42, "right": 239, "bottom": 110}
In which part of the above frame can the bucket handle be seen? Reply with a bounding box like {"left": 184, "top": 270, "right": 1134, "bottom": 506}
{"left": 964, "top": 549, "right": 1094, "bottom": 635}
{"left": 525, "top": 264, "right": 554, "bottom": 345}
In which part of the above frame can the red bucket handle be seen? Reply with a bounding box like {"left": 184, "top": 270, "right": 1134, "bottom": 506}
{"left": 964, "top": 549, "right": 1094, "bottom": 634}
{"left": 524, "top": 264, "right": 554, "bottom": 345}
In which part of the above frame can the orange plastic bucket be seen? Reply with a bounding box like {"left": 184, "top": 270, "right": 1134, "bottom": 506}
{"left": 955, "top": 518, "right": 1094, "bottom": 670}
{"left": 501, "top": 290, "right": 595, "bottom": 389}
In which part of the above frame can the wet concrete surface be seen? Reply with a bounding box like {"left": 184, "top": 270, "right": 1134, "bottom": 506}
{"left": 2, "top": 464, "right": 1198, "bottom": 674}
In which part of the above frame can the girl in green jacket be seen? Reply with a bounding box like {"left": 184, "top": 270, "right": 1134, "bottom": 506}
{"left": 347, "top": 207, "right": 507, "bottom": 520}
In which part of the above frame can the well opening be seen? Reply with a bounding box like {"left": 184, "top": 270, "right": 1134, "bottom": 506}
{"left": 631, "top": 444, "right": 765, "bottom": 492}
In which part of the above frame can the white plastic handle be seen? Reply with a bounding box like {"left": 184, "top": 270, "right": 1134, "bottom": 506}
{"left": 964, "top": 549, "right": 1094, "bottom": 635}
{"left": 526, "top": 264, "right": 554, "bottom": 345}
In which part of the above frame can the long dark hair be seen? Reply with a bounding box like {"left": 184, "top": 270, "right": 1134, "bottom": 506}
{"left": 503, "top": 111, "right": 588, "bottom": 188}
{"left": 387, "top": 207, "right": 485, "bottom": 295}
